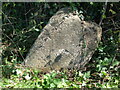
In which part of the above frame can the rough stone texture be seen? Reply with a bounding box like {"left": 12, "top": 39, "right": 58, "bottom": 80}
{"left": 24, "top": 7, "right": 102, "bottom": 70}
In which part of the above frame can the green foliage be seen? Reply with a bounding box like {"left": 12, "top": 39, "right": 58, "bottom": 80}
{"left": 1, "top": 2, "right": 120, "bottom": 88}
{"left": 1, "top": 62, "right": 119, "bottom": 88}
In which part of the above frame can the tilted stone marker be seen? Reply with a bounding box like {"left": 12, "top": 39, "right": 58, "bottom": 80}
{"left": 24, "top": 7, "right": 102, "bottom": 70}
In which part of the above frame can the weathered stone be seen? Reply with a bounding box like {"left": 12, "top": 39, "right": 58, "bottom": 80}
{"left": 24, "top": 7, "right": 102, "bottom": 70}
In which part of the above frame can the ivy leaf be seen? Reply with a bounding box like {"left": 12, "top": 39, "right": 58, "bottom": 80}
{"left": 102, "top": 14, "right": 106, "bottom": 19}
{"left": 83, "top": 71, "right": 91, "bottom": 79}
{"left": 109, "top": 9, "right": 116, "bottom": 14}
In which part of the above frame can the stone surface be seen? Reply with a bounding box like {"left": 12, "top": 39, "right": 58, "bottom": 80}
{"left": 24, "top": 7, "right": 102, "bottom": 70}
